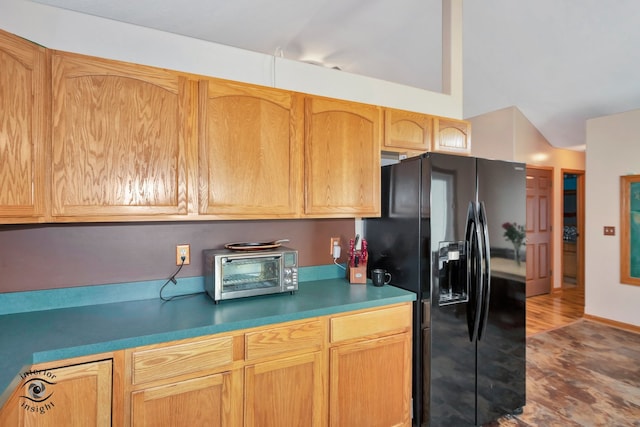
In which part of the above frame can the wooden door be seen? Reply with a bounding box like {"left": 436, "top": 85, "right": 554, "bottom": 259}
{"left": 304, "top": 97, "right": 381, "bottom": 217}
{"left": 198, "top": 79, "right": 303, "bottom": 218}
{"left": 329, "top": 334, "right": 412, "bottom": 427}
{"left": 0, "top": 29, "right": 48, "bottom": 223}
{"left": 0, "top": 360, "right": 112, "bottom": 426}
{"left": 51, "top": 51, "right": 197, "bottom": 220}
{"left": 526, "top": 167, "right": 552, "bottom": 296}
{"left": 562, "top": 170, "right": 585, "bottom": 289}
{"left": 131, "top": 371, "right": 241, "bottom": 426}
{"left": 245, "top": 352, "right": 325, "bottom": 427}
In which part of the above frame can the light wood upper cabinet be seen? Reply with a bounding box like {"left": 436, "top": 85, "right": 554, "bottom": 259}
{"left": 198, "top": 79, "right": 303, "bottom": 218}
{"left": 50, "top": 51, "right": 197, "bottom": 220}
{"left": 304, "top": 97, "right": 381, "bottom": 217}
{"left": 433, "top": 117, "right": 471, "bottom": 155}
{"left": 0, "top": 359, "right": 112, "bottom": 427}
{"left": 384, "top": 108, "right": 432, "bottom": 153}
{"left": 0, "top": 30, "right": 48, "bottom": 223}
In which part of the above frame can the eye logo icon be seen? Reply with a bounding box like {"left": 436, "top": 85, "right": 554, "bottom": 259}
{"left": 22, "top": 378, "right": 55, "bottom": 403}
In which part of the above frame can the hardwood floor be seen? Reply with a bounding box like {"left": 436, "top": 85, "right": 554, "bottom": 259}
{"left": 488, "top": 286, "right": 640, "bottom": 427}
{"left": 526, "top": 286, "right": 584, "bottom": 337}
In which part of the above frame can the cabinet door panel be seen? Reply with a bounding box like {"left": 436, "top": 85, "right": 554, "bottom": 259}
{"left": 245, "top": 352, "right": 325, "bottom": 427}
{"left": 131, "top": 372, "right": 240, "bottom": 427}
{"left": 0, "top": 30, "right": 47, "bottom": 222}
{"left": 384, "top": 108, "right": 431, "bottom": 152}
{"left": 12, "top": 360, "right": 112, "bottom": 427}
{"left": 51, "top": 52, "right": 196, "bottom": 219}
{"left": 330, "top": 334, "right": 411, "bottom": 427}
{"left": 433, "top": 117, "right": 471, "bottom": 154}
{"left": 304, "top": 97, "right": 380, "bottom": 217}
{"left": 199, "top": 79, "right": 302, "bottom": 218}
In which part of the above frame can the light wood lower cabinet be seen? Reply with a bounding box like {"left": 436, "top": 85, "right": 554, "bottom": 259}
{"left": 0, "top": 358, "right": 112, "bottom": 426}
{"left": 245, "top": 352, "right": 325, "bottom": 427}
{"left": 131, "top": 371, "right": 241, "bottom": 427}
{"left": 123, "top": 304, "right": 411, "bottom": 426}
{"left": 1, "top": 303, "right": 412, "bottom": 427}
{"left": 329, "top": 304, "right": 413, "bottom": 427}
{"left": 329, "top": 335, "right": 411, "bottom": 427}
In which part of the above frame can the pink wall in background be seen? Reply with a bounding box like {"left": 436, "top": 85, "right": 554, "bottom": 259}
{"left": 0, "top": 219, "right": 354, "bottom": 293}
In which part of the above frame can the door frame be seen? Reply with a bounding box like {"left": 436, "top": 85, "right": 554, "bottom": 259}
{"left": 561, "top": 169, "right": 585, "bottom": 289}
{"left": 525, "top": 165, "right": 554, "bottom": 295}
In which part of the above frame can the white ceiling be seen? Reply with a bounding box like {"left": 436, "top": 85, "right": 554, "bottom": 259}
{"left": 32, "top": 0, "right": 640, "bottom": 150}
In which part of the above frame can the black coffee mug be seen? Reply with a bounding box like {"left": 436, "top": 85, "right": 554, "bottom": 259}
{"left": 371, "top": 269, "right": 392, "bottom": 287}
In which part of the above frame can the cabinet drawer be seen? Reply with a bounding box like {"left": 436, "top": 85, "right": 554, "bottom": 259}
{"left": 245, "top": 320, "right": 324, "bottom": 361}
{"left": 132, "top": 336, "right": 233, "bottom": 385}
{"left": 330, "top": 304, "right": 411, "bottom": 343}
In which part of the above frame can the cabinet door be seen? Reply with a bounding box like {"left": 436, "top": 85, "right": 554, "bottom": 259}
{"left": 433, "top": 117, "right": 471, "bottom": 154}
{"left": 51, "top": 52, "right": 197, "bottom": 220}
{"left": 0, "top": 360, "right": 112, "bottom": 426}
{"left": 198, "top": 79, "right": 303, "bottom": 218}
{"left": 330, "top": 334, "right": 412, "bottom": 427}
{"left": 304, "top": 97, "right": 381, "bottom": 217}
{"left": 245, "top": 352, "right": 325, "bottom": 427}
{"left": 384, "top": 108, "right": 431, "bottom": 152}
{"left": 0, "top": 29, "right": 47, "bottom": 223}
{"left": 131, "top": 371, "right": 241, "bottom": 426}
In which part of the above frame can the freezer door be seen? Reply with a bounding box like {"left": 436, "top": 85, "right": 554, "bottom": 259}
{"left": 475, "top": 158, "right": 527, "bottom": 425}
{"left": 428, "top": 153, "right": 477, "bottom": 426}
{"left": 364, "top": 157, "right": 426, "bottom": 425}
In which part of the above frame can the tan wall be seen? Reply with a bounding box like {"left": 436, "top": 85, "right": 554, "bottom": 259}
{"left": 585, "top": 109, "right": 640, "bottom": 326}
{"left": 469, "top": 106, "right": 585, "bottom": 291}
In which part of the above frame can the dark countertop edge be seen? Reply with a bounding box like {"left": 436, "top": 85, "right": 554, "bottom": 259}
{"left": 0, "top": 282, "right": 415, "bottom": 407}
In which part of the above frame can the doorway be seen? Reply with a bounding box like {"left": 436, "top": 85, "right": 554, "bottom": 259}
{"left": 561, "top": 170, "right": 585, "bottom": 289}
{"left": 525, "top": 167, "right": 553, "bottom": 297}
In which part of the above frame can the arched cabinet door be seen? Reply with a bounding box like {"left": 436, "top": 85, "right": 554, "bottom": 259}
{"left": 51, "top": 51, "right": 197, "bottom": 221}
{"left": 0, "top": 29, "right": 48, "bottom": 223}
{"left": 433, "top": 117, "right": 471, "bottom": 155}
{"left": 198, "top": 79, "right": 303, "bottom": 218}
{"left": 384, "top": 108, "right": 432, "bottom": 153}
{"left": 304, "top": 96, "right": 381, "bottom": 218}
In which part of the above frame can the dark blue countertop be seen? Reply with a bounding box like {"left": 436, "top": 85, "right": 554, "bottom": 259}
{"left": 0, "top": 279, "right": 415, "bottom": 406}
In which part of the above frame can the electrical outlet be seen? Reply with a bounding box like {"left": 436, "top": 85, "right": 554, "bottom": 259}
{"left": 176, "top": 244, "right": 190, "bottom": 265}
{"left": 330, "top": 237, "right": 341, "bottom": 255}
{"left": 603, "top": 226, "right": 615, "bottom": 236}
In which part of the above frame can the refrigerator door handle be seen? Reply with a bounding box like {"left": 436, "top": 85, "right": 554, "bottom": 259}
{"left": 465, "top": 201, "right": 484, "bottom": 342}
{"left": 478, "top": 201, "right": 492, "bottom": 340}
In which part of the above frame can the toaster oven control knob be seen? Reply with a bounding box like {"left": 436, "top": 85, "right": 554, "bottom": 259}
{"left": 284, "top": 277, "right": 292, "bottom": 285}
{"left": 284, "top": 267, "right": 291, "bottom": 276}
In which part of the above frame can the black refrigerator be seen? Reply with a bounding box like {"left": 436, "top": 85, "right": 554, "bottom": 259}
{"left": 364, "top": 153, "right": 526, "bottom": 426}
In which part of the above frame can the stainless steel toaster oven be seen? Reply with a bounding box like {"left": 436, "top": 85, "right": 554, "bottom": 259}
{"left": 203, "top": 247, "right": 298, "bottom": 303}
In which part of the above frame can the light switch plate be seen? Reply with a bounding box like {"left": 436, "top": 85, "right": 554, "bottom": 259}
{"left": 604, "top": 226, "right": 615, "bottom": 236}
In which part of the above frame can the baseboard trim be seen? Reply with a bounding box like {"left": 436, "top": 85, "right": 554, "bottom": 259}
{"left": 583, "top": 314, "right": 640, "bottom": 334}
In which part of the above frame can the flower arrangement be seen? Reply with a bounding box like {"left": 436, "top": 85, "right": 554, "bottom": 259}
{"left": 502, "top": 222, "right": 526, "bottom": 265}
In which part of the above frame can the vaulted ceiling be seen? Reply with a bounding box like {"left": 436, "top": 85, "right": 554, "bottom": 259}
{"left": 31, "top": 0, "right": 640, "bottom": 150}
